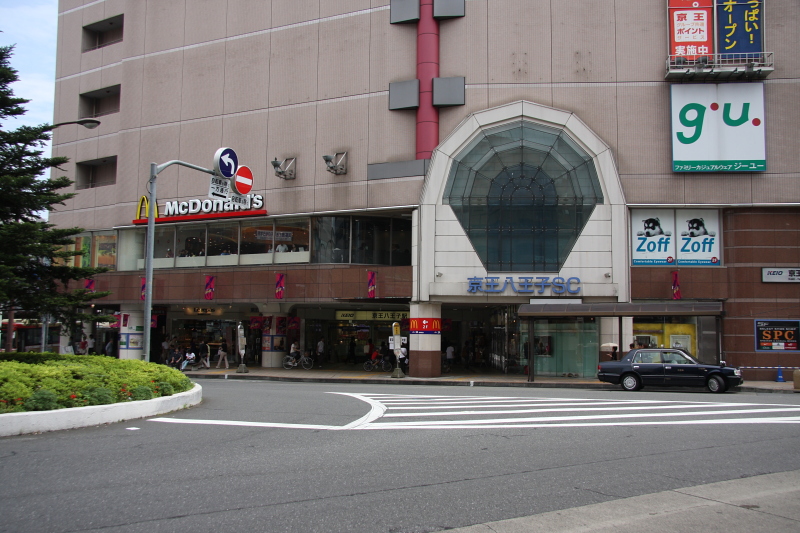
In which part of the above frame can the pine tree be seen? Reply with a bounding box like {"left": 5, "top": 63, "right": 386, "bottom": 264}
{"left": 0, "top": 45, "right": 109, "bottom": 346}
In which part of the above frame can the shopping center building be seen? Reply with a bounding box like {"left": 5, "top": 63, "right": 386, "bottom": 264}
{"left": 51, "top": 0, "right": 799, "bottom": 379}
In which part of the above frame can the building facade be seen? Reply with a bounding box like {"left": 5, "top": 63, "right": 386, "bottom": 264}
{"left": 51, "top": 0, "right": 799, "bottom": 380}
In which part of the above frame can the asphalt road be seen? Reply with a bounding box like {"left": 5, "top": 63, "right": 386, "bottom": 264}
{"left": 1, "top": 381, "right": 799, "bottom": 533}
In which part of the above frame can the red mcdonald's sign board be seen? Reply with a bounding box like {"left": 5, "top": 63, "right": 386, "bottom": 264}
{"left": 408, "top": 318, "right": 441, "bottom": 334}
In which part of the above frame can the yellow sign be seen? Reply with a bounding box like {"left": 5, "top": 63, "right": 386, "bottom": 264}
{"left": 392, "top": 322, "right": 401, "bottom": 336}
{"left": 135, "top": 195, "right": 159, "bottom": 219}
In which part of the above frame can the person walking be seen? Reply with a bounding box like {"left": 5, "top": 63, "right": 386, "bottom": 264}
{"left": 197, "top": 340, "right": 210, "bottom": 369}
{"left": 316, "top": 338, "right": 325, "bottom": 363}
{"left": 87, "top": 334, "right": 95, "bottom": 355}
{"left": 215, "top": 338, "right": 229, "bottom": 369}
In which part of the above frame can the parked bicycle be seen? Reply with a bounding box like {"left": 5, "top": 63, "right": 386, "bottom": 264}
{"left": 283, "top": 351, "right": 314, "bottom": 370}
{"left": 363, "top": 357, "right": 393, "bottom": 372}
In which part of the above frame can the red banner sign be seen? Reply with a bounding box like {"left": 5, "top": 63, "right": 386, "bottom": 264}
{"left": 669, "top": 0, "right": 714, "bottom": 60}
{"left": 408, "top": 318, "right": 441, "bottom": 334}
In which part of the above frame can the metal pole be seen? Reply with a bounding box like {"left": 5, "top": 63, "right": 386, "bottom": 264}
{"left": 142, "top": 160, "right": 216, "bottom": 362}
{"left": 142, "top": 163, "right": 157, "bottom": 362}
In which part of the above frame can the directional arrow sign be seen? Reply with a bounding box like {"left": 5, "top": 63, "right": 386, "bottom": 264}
{"left": 233, "top": 165, "right": 253, "bottom": 195}
{"left": 213, "top": 147, "right": 238, "bottom": 178}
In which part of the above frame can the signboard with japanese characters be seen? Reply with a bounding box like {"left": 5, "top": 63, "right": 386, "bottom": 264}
{"left": 717, "top": 0, "right": 763, "bottom": 57}
{"left": 631, "top": 209, "right": 722, "bottom": 266}
{"left": 671, "top": 83, "right": 766, "bottom": 172}
{"left": 762, "top": 268, "right": 800, "bottom": 283}
{"left": 669, "top": 0, "right": 714, "bottom": 61}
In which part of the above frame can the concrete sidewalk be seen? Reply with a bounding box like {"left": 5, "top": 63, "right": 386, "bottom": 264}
{"left": 184, "top": 364, "right": 797, "bottom": 393}
{"left": 447, "top": 469, "right": 800, "bottom": 533}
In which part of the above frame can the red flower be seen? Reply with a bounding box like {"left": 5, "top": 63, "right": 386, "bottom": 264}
{"left": 70, "top": 394, "right": 77, "bottom": 399}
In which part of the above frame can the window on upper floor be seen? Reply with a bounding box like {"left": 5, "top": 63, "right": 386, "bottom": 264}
{"left": 79, "top": 85, "right": 120, "bottom": 118}
{"left": 75, "top": 156, "right": 117, "bottom": 190}
{"left": 82, "top": 14, "right": 124, "bottom": 52}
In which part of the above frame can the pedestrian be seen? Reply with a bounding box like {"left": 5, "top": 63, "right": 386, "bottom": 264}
{"left": 289, "top": 340, "right": 301, "bottom": 365}
{"left": 611, "top": 345, "right": 618, "bottom": 361}
{"left": 399, "top": 346, "right": 409, "bottom": 373}
{"left": 161, "top": 338, "right": 170, "bottom": 364}
{"left": 168, "top": 348, "right": 182, "bottom": 369}
{"left": 446, "top": 342, "right": 455, "bottom": 367}
{"left": 181, "top": 347, "right": 196, "bottom": 371}
{"left": 215, "top": 338, "right": 229, "bottom": 369}
{"left": 348, "top": 337, "right": 356, "bottom": 364}
{"left": 105, "top": 338, "right": 114, "bottom": 357}
{"left": 197, "top": 339, "right": 210, "bottom": 369}
{"left": 317, "top": 338, "right": 325, "bottom": 363}
{"left": 87, "top": 334, "right": 95, "bottom": 355}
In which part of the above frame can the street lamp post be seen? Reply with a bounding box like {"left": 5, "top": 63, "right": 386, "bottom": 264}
{"left": 30, "top": 119, "right": 102, "bottom": 354}
{"left": 142, "top": 160, "right": 216, "bottom": 362}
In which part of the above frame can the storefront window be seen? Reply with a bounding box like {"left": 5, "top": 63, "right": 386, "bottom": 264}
{"left": 117, "top": 229, "right": 144, "bottom": 271}
{"left": 312, "top": 217, "right": 350, "bottom": 263}
{"left": 207, "top": 222, "right": 239, "bottom": 257}
{"left": 176, "top": 225, "right": 206, "bottom": 257}
{"left": 391, "top": 218, "right": 412, "bottom": 265}
{"left": 275, "top": 218, "right": 310, "bottom": 264}
{"left": 92, "top": 232, "right": 117, "bottom": 271}
{"left": 152, "top": 227, "right": 175, "bottom": 268}
{"left": 528, "top": 317, "right": 598, "bottom": 378}
{"left": 73, "top": 234, "right": 92, "bottom": 268}
{"left": 240, "top": 220, "right": 274, "bottom": 265}
{"left": 350, "top": 217, "right": 391, "bottom": 264}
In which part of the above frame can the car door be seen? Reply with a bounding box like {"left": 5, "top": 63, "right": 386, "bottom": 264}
{"left": 632, "top": 351, "right": 665, "bottom": 386}
{"left": 663, "top": 351, "right": 705, "bottom": 387}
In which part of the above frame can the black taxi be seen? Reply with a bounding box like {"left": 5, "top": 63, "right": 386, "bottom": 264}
{"left": 598, "top": 348, "right": 743, "bottom": 393}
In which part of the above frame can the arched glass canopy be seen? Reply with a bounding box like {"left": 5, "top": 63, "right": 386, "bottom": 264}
{"left": 443, "top": 120, "right": 603, "bottom": 272}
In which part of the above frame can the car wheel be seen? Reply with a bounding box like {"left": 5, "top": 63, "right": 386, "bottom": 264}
{"left": 707, "top": 375, "right": 727, "bottom": 393}
{"left": 620, "top": 373, "right": 641, "bottom": 391}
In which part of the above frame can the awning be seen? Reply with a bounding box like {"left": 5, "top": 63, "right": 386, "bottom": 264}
{"left": 517, "top": 302, "right": 723, "bottom": 317}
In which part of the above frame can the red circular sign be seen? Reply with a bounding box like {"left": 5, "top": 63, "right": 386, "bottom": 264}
{"left": 233, "top": 165, "right": 253, "bottom": 195}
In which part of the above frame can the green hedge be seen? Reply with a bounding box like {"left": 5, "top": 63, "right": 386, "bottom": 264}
{"left": 0, "top": 353, "right": 193, "bottom": 413}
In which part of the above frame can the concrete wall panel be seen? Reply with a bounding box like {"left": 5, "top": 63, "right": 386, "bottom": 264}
{"left": 487, "top": 0, "right": 551, "bottom": 84}
{"left": 615, "top": 85, "right": 672, "bottom": 176}
{"left": 315, "top": 99, "right": 370, "bottom": 184}
{"left": 268, "top": 24, "right": 319, "bottom": 106}
{"left": 551, "top": 0, "right": 617, "bottom": 83}
{"left": 140, "top": 52, "right": 184, "bottom": 126}
{"left": 227, "top": 0, "right": 272, "bottom": 37}
{"left": 177, "top": 117, "right": 224, "bottom": 197}
{"left": 223, "top": 33, "right": 271, "bottom": 114}
{"left": 271, "top": 0, "right": 319, "bottom": 27}
{"left": 137, "top": 124, "right": 182, "bottom": 199}
{"left": 266, "top": 105, "right": 318, "bottom": 187}
{"left": 440, "top": 0, "right": 488, "bottom": 82}
{"left": 143, "top": 0, "right": 185, "bottom": 54}
{"left": 318, "top": 16, "right": 370, "bottom": 99}
{"left": 221, "top": 112, "right": 270, "bottom": 194}
{"left": 180, "top": 42, "right": 226, "bottom": 120}
{"left": 320, "top": 0, "right": 372, "bottom": 18}
{"left": 184, "top": 0, "right": 228, "bottom": 46}
{"left": 369, "top": 9, "right": 416, "bottom": 92}
{"left": 366, "top": 95, "right": 416, "bottom": 164}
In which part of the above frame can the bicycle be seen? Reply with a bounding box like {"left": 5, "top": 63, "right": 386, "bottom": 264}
{"left": 363, "top": 357, "right": 393, "bottom": 372}
{"left": 283, "top": 352, "right": 314, "bottom": 370}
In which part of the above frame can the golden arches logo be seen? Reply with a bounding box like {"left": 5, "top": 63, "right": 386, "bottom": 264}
{"left": 136, "top": 196, "right": 159, "bottom": 219}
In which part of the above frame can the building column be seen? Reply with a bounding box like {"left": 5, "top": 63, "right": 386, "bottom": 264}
{"left": 118, "top": 307, "right": 144, "bottom": 360}
{"left": 261, "top": 313, "right": 288, "bottom": 367}
{"left": 409, "top": 302, "right": 441, "bottom": 377}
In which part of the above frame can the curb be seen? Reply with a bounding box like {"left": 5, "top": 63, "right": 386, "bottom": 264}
{"left": 0, "top": 383, "right": 203, "bottom": 437}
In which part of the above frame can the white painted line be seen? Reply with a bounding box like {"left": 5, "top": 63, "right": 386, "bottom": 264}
{"left": 366, "top": 406, "right": 800, "bottom": 427}
{"left": 149, "top": 418, "right": 337, "bottom": 430}
{"left": 382, "top": 403, "right": 735, "bottom": 418}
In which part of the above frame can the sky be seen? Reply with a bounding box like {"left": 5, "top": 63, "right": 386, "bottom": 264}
{"left": 0, "top": 0, "right": 59, "bottom": 130}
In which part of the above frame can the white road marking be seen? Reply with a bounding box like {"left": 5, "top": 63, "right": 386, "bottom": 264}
{"left": 149, "top": 393, "right": 800, "bottom": 431}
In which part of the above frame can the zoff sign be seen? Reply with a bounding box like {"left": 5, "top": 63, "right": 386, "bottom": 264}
{"left": 631, "top": 209, "right": 721, "bottom": 266}
{"left": 671, "top": 83, "right": 765, "bottom": 172}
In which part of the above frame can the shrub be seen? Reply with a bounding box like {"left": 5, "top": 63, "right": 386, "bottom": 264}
{"left": 0, "top": 353, "right": 193, "bottom": 411}
{"left": 25, "top": 389, "right": 59, "bottom": 411}
{"left": 155, "top": 382, "right": 175, "bottom": 396}
{"left": 130, "top": 386, "right": 153, "bottom": 401}
{"left": 83, "top": 387, "right": 114, "bottom": 406}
